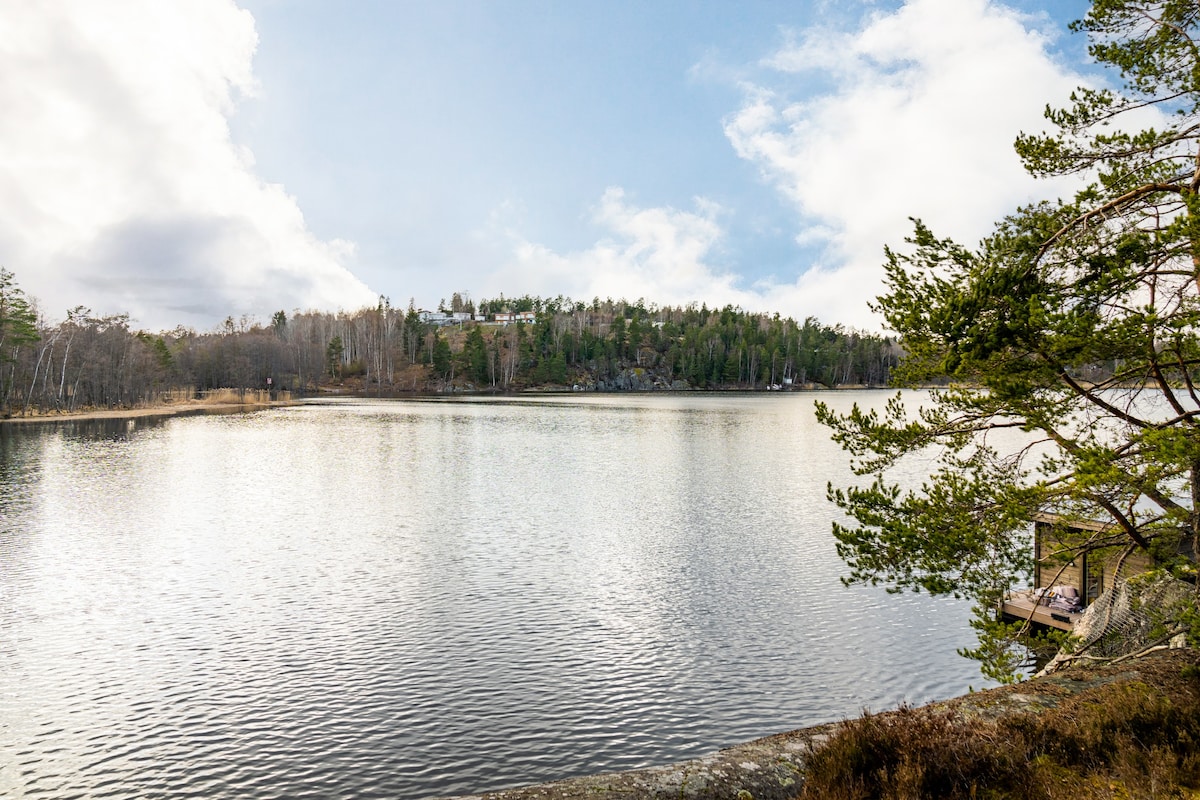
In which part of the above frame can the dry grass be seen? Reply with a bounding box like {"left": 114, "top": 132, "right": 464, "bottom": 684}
{"left": 4, "top": 388, "right": 291, "bottom": 422}
{"left": 800, "top": 654, "right": 1200, "bottom": 799}
{"left": 157, "top": 387, "right": 197, "bottom": 404}
{"left": 196, "top": 388, "right": 277, "bottom": 405}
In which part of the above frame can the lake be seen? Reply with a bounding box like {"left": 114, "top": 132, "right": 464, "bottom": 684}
{"left": 0, "top": 392, "right": 993, "bottom": 799}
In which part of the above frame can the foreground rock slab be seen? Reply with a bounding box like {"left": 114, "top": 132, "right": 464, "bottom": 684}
{"left": 438, "top": 647, "right": 1200, "bottom": 800}
{"left": 437, "top": 722, "right": 835, "bottom": 800}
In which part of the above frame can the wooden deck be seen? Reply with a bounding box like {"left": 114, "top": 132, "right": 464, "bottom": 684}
{"left": 1000, "top": 590, "right": 1082, "bottom": 632}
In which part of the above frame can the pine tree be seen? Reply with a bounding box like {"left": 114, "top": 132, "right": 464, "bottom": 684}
{"left": 818, "top": 1, "right": 1200, "bottom": 681}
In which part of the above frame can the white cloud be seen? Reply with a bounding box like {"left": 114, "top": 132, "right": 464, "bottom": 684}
{"left": 0, "top": 1, "right": 376, "bottom": 330}
{"left": 723, "top": 0, "right": 1087, "bottom": 330}
{"left": 484, "top": 188, "right": 769, "bottom": 311}
{"left": 480, "top": 1, "right": 1095, "bottom": 332}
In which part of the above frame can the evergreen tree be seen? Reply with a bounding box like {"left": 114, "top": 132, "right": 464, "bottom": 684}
{"left": 818, "top": 1, "right": 1200, "bottom": 681}
{"left": 0, "top": 269, "right": 38, "bottom": 413}
{"left": 431, "top": 332, "right": 452, "bottom": 379}
{"left": 463, "top": 325, "right": 489, "bottom": 384}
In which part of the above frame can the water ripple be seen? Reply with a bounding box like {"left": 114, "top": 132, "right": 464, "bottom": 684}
{"left": 0, "top": 394, "right": 992, "bottom": 799}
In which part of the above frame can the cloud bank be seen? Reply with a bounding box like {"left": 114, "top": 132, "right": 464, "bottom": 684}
{"left": 725, "top": 0, "right": 1086, "bottom": 328}
{"left": 0, "top": 1, "right": 376, "bottom": 330}
{"left": 497, "top": 0, "right": 1086, "bottom": 330}
{"left": 2, "top": 0, "right": 1093, "bottom": 334}
{"left": 484, "top": 188, "right": 763, "bottom": 311}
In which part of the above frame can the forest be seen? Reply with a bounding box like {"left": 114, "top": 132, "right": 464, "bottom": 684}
{"left": 0, "top": 270, "right": 901, "bottom": 415}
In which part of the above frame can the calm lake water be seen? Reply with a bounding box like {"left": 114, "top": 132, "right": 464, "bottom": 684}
{"left": 0, "top": 392, "right": 993, "bottom": 799}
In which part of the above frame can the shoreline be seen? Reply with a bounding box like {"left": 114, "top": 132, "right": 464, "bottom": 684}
{"left": 0, "top": 399, "right": 298, "bottom": 425}
{"left": 0, "top": 385, "right": 901, "bottom": 426}
{"left": 434, "top": 724, "right": 833, "bottom": 800}
{"left": 435, "top": 647, "right": 1198, "bottom": 799}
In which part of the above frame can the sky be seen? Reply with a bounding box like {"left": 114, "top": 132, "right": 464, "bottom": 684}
{"left": 0, "top": 0, "right": 1098, "bottom": 333}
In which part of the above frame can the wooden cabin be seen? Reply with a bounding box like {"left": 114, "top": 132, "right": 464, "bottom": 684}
{"left": 1001, "top": 512, "right": 1157, "bottom": 632}
{"left": 1030, "top": 512, "right": 1156, "bottom": 605}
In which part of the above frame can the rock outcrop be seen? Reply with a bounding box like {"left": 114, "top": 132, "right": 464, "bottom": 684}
{"left": 437, "top": 648, "right": 1200, "bottom": 800}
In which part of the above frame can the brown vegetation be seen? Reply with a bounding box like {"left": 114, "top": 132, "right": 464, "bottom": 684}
{"left": 801, "top": 650, "right": 1200, "bottom": 799}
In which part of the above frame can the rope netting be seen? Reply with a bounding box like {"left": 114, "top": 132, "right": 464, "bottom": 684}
{"left": 1040, "top": 573, "right": 1195, "bottom": 674}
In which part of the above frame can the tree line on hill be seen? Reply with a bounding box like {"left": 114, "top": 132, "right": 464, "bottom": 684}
{"left": 0, "top": 269, "right": 902, "bottom": 415}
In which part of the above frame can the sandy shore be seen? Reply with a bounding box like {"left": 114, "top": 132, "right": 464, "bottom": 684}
{"left": 0, "top": 400, "right": 298, "bottom": 424}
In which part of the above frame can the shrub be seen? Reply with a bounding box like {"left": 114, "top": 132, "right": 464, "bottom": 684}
{"left": 802, "top": 656, "right": 1200, "bottom": 799}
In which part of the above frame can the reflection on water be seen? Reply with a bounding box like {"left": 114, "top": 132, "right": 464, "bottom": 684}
{"left": 0, "top": 393, "right": 992, "bottom": 799}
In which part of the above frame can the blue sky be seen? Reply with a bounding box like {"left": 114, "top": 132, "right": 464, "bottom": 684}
{"left": 2, "top": 0, "right": 1095, "bottom": 331}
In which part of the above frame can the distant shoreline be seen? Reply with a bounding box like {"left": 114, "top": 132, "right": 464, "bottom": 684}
{"left": 0, "top": 384, "right": 899, "bottom": 427}
{"left": 0, "top": 399, "right": 297, "bottom": 425}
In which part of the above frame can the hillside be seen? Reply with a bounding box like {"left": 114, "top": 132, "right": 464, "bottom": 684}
{"left": 0, "top": 277, "right": 902, "bottom": 416}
